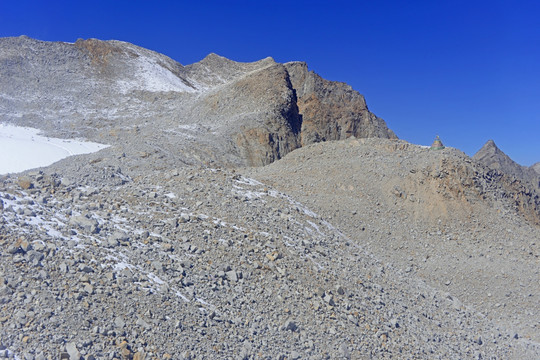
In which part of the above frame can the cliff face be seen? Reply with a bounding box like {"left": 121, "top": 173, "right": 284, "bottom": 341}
{"left": 285, "top": 62, "right": 397, "bottom": 145}
{"left": 186, "top": 60, "right": 302, "bottom": 166}
{"left": 0, "top": 36, "right": 395, "bottom": 168}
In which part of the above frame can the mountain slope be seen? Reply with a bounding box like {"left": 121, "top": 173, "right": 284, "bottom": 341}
{"left": 0, "top": 36, "right": 395, "bottom": 169}
{"left": 1, "top": 164, "right": 538, "bottom": 358}
{"left": 1, "top": 36, "right": 539, "bottom": 359}
{"left": 246, "top": 138, "right": 540, "bottom": 347}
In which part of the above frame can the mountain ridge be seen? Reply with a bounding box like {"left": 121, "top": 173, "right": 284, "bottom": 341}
{"left": 0, "top": 36, "right": 395, "bottom": 168}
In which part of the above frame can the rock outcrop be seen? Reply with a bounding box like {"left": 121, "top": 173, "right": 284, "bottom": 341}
{"left": 285, "top": 61, "right": 397, "bottom": 145}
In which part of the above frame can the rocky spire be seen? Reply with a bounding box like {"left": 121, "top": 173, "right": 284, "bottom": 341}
{"left": 474, "top": 140, "right": 540, "bottom": 189}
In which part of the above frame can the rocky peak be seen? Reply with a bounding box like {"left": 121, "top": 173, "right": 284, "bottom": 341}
{"left": 474, "top": 140, "right": 516, "bottom": 170}
{"left": 474, "top": 140, "right": 540, "bottom": 189}
{"left": 185, "top": 53, "right": 277, "bottom": 89}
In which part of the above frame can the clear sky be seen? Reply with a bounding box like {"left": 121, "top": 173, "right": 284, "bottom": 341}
{"left": 1, "top": 0, "right": 539, "bottom": 165}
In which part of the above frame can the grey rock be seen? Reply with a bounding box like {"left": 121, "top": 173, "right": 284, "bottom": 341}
{"left": 226, "top": 270, "right": 238, "bottom": 282}
{"left": 338, "top": 343, "right": 350, "bottom": 359}
{"left": 282, "top": 319, "right": 298, "bottom": 332}
{"left": 66, "top": 342, "right": 80, "bottom": 359}
{"left": 26, "top": 250, "right": 44, "bottom": 265}
{"left": 114, "top": 317, "right": 125, "bottom": 328}
{"left": 69, "top": 215, "right": 99, "bottom": 234}
{"left": 323, "top": 293, "right": 335, "bottom": 306}
{"left": 79, "top": 265, "right": 94, "bottom": 273}
{"left": 290, "top": 351, "right": 301, "bottom": 360}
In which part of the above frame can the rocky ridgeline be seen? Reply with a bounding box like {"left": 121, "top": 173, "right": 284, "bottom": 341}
{"left": 532, "top": 162, "right": 540, "bottom": 175}
{"left": 0, "top": 166, "right": 538, "bottom": 359}
{"left": 0, "top": 36, "right": 395, "bottom": 168}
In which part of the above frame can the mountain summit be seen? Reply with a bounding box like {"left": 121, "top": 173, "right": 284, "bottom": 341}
{"left": 473, "top": 139, "right": 539, "bottom": 189}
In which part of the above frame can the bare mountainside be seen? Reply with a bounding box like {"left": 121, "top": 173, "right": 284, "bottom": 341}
{"left": 1, "top": 36, "right": 540, "bottom": 359}
{"left": 0, "top": 163, "right": 538, "bottom": 359}
{"left": 0, "top": 36, "right": 395, "bottom": 168}
{"left": 246, "top": 138, "right": 540, "bottom": 349}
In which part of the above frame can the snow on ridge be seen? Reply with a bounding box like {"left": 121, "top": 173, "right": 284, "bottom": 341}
{"left": 117, "top": 48, "right": 198, "bottom": 94}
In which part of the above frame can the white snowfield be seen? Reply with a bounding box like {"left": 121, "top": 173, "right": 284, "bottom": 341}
{"left": 116, "top": 43, "right": 198, "bottom": 94}
{"left": 0, "top": 123, "right": 109, "bottom": 175}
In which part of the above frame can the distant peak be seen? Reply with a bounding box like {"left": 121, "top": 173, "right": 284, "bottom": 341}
{"left": 204, "top": 52, "right": 226, "bottom": 60}
{"left": 478, "top": 139, "right": 501, "bottom": 153}
{"left": 197, "top": 53, "right": 238, "bottom": 68}
{"left": 200, "top": 53, "right": 275, "bottom": 65}
{"left": 259, "top": 56, "right": 276, "bottom": 64}
{"left": 474, "top": 139, "right": 514, "bottom": 167}
{"left": 285, "top": 61, "right": 308, "bottom": 69}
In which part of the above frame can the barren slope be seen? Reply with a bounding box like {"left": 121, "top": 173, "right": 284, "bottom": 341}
{"left": 1, "top": 164, "right": 539, "bottom": 358}
{"left": 246, "top": 138, "right": 540, "bottom": 347}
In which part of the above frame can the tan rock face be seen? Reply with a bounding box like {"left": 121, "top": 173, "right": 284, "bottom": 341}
{"left": 74, "top": 38, "right": 126, "bottom": 67}
{"left": 17, "top": 176, "right": 33, "bottom": 190}
{"left": 235, "top": 127, "right": 287, "bottom": 167}
{"left": 228, "top": 61, "right": 397, "bottom": 166}
{"left": 285, "top": 62, "right": 397, "bottom": 146}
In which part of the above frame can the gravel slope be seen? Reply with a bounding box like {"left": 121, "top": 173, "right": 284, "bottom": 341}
{"left": 0, "top": 145, "right": 538, "bottom": 358}
{"left": 246, "top": 138, "right": 540, "bottom": 355}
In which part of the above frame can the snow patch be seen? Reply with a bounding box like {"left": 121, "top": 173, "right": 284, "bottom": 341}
{"left": 175, "top": 291, "right": 190, "bottom": 302}
{"left": 147, "top": 272, "right": 165, "bottom": 285}
{"left": 117, "top": 51, "right": 197, "bottom": 93}
{"left": 0, "top": 123, "right": 109, "bottom": 174}
{"left": 235, "top": 176, "right": 263, "bottom": 186}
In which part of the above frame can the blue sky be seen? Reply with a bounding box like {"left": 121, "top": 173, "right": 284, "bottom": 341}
{"left": 1, "top": 0, "right": 539, "bottom": 165}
